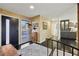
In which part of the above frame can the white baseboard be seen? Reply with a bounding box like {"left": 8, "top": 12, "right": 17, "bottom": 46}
{"left": 76, "top": 40, "right": 78, "bottom": 43}
{"left": 21, "top": 43, "right": 30, "bottom": 49}
{"left": 38, "top": 39, "right": 46, "bottom": 43}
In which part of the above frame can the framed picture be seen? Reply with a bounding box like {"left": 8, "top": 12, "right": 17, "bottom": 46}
{"left": 74, "top": 22, "right": 77, "bottom": 28}
{"left": 43, "top": 22, "right": 47, "bottom": 30}
{"left": 69, "top": 22, "right": 74, "bottom": 27}
{"left": 32, "top": 23, "right": 39, "bottom": 28}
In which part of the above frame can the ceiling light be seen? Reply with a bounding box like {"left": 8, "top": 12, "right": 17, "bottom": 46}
{"left": 30, "top": 5, "right": 34, "bottom": 9}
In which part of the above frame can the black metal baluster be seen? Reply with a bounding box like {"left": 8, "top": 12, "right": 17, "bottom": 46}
{"left": 47, "top": 39, "right": 48, "bottom": 56}
{"left": 72, "top": 48, "right": 74, "bottom": 56}
{"left": 52, "top": 41, "right": 53, "bottom": 56}
{"left": 45, "top": 39, "right": 79, "bottom": 56}
{"left": 57, "top": 42, "right": 58, "bottom": 56}
{"left": 63, "top": 44, "right": 65, "bottom": 56}
{"left": 77, "top": 50, "right": 79, "bottom": 56}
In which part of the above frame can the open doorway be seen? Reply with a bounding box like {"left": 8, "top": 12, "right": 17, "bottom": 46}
{"left": 1, "top": 15, "right": 19, "bottom": 49}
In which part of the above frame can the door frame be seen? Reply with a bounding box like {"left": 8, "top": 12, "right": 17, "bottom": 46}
{"left": 0, "top": 14, "right": 1, "bottom": 46}
{"left": 0, "top": 14, "right": 20, "bottom": 46}
{"left": 77, "top": 3, "right": 79, "bottom": 55}
{"left": 77, "top": 3, "right": 79, "bottom": 53}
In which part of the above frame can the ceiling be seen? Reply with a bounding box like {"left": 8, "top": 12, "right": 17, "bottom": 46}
{"left": 0, "top": 3, "right": 76, "bottom": 18}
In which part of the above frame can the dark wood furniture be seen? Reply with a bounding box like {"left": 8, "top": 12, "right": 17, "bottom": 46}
{"left": 60, "top": 20, "right": 76, "bottom": 40}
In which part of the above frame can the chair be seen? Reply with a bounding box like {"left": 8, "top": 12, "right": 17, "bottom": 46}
{"left": 0, "top": 44, "right": 20, "bottom": 56}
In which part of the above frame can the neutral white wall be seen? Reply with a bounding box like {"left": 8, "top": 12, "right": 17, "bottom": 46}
{"left": 51, "top": 4, "right": 77, "bottom": 40}
{"left": 39, "top": 16, "right": 52, "bottom": 43}
{"left": 19, "top": 19, "right": 21, "bottom": 44}
{"left": 0, "top": 14, "right": 1, "bottom": 46}
{"left": 51, "top": 19, "right": 60, "bottom": 40}
{"left": 58, "top": 4, "right": 77, "bottom": 41}
{"left": 59, "top": 4, "right": 77, "bottom": 22}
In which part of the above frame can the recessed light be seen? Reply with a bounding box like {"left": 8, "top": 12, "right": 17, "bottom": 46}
{"left": 30, "top": 5, "right": 34, "bottom": 9}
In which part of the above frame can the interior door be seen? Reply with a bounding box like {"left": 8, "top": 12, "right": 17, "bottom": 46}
{"left": 1, "top": 15, "right": 19, "bottom": 49}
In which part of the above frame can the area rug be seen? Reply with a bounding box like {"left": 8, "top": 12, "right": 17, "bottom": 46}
{"left": 19, "top": 43, "right": 52, "bottom": 56}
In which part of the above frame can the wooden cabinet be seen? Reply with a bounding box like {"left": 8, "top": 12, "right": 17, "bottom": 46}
{"left": 32, "top": 32, "right": 38, "bottom": 43}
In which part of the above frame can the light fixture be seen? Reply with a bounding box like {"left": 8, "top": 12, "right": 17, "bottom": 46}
{"left": 30, "top": 5, "right": 34, "bottom": 9}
